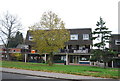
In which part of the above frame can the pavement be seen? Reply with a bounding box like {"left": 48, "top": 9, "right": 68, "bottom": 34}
{"left": 0, "top": 67, "right": 118, "bottom": 81}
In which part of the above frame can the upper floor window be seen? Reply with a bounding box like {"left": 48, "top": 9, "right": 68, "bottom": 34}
{"left": 83, "top": 34, "right": 89, "bottom": 40}
{"left": 29, "top": 36, "right": 33, "bottom": 41}
{"left": 115, "top": 40, "right": 120, "bottom": 45}
{"left": 70, "top": 34, "right": 78, "bottom": 40}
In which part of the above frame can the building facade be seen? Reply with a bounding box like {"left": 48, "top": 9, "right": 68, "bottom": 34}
{"left": 25, "top": 28, "right": 93, "bottom": 64}
{"left": 109, "top": 34, "right": 120, "bottom": 53}
{"left": 57, "top": 28, "right": 92, "bottom": 64}
{"left": 109, "top": 34, "right": 120, "bottom": 68}
{"left": 0, "top": 44, "right": 30, "bottom": 61}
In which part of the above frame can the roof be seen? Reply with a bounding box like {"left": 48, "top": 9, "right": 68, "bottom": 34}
{"left": 67, "top": 28, "right": 92, "bottom": 30}
{"left": 0, "top": 45, "right": 5, "bottom": 48}
{"left": 111, "top": 34, "right": 120, "bottom": 36}
{"left": 16, "top": 44, "right": 29, "bottom": 49}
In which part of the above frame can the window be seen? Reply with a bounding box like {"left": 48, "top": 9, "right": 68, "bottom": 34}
{"left": 70, "top": 34, "right": 78, "bottom": 40}
{"left": 13, "top": 50, "right": 16, "bottom": 52}
{"left": 83, "top": 34, "right": 89, "bottom": 40}
{"left": 29, "top": 36, "right": 33, "bottom": 41}
{"left": 115, "top": 40, "right": 120, "bottom": 45}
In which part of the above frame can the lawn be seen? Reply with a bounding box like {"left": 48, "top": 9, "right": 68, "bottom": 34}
{"left": 0, "top": 61, "right": 119, "bottom": 79}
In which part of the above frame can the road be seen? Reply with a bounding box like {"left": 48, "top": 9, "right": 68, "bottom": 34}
{"left": 1, "top": 72, "right": 118, "bottom": 81}
{"left": 1, "top": 72, "right": 71, "bottom": 81}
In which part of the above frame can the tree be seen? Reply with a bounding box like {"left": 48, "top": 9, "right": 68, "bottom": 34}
{"left": 7, "top": 37, "right": 15, "bottom": 48}
{"left": 30, "top": 11, "right": 70, "bottom": 66}
{"left": 0, "top": 11, "right": 22, "bottom": 60}
{"left": 91, "top": 17, "right": 115, "bottom": 68}
{"left": 14, "top": 31, "right": 24, "bottom": 47}
{"left": 8, "top": 31, "right": 24, "bottom": 48}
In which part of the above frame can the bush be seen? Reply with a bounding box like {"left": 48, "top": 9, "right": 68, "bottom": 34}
{"left": 11, "top": 53, "right": 23, "bottom": 61}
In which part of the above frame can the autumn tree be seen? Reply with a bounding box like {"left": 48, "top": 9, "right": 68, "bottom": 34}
{"left": 0, "top": 11, "right": 22, "bottom": 60}
{"left": 91, "top": 17, "right": 116, "bottom": 68}
{"left": 30, "top": 11, "right": 70, "bottom": 66}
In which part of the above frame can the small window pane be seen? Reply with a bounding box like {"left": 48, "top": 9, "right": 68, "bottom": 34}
{"left": 29, "top": 36, "right": 33, "bottom": 41}
{"left": 83, "top": 34, "right": 89, "bottom": 40}
{"left": 115, "top": 40, "right": 120, "bottom": 45}
{"left": 70, "top": 34, "right": 78, "bottom": 40}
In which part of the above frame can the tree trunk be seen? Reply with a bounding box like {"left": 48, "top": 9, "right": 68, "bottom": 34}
{"left": 106, "top": 62, "right": 108, "bottom": 67}
{"left": 103, "top": 62, "right": 106, "bottom": 68}
{"left": 48, "top": 52, "right": 54, "bottom": 66}
{"left": 6, "top": 48, "right": 11, "bottom": 61}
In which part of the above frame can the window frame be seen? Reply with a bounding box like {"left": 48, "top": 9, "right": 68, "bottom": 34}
{"left": 29, "top": 36, "right": 33, "bottom": 41}
{"left": 83, "top": 34, "right": 89, "bottom": 40}
{"left": 70, "top": 34, "right": 78, "bottom": 40}
{"left": 115, "top": 40, "right": 120, "bottom": 45}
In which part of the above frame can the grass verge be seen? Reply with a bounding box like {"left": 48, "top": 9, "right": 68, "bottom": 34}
{"left": 1, "top": 61, "right": 119, "bottom": 79}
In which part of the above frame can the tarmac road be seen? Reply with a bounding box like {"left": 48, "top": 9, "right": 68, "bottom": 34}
{"left": 1, "top": 72, "right": 118, "bottom": 81}
{"left": 1, "top": 72, "right": 71, "bottom": 81}
{"left": 1, "top": 67, "right": 119, "bottom": 81}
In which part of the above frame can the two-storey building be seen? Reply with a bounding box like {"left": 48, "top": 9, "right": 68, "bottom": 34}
{"left": 25, "top": 28, "right": 93, "bottom": 64}
{"left": 109, "top": 34, "right": 120, "bottom": 68}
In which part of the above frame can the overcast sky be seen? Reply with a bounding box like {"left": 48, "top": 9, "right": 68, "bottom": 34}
{"left": 0, "top": 0, "right": 119, "bottom": 38}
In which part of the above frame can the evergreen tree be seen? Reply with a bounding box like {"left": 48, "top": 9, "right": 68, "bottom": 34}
{"left": 91, "top": 17, "right": 115, "bottom": 68}
{"left": 8, "top": 31, "right": 24, "bottom": 48}
{"left": 14, "top": 31, "right": 24, "bottom": 47}
{"left": 7, "top": 37, "right": 15, "bottom": 48}
{"left": 92, "top": 17, "right": 111, "bottom": 49}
